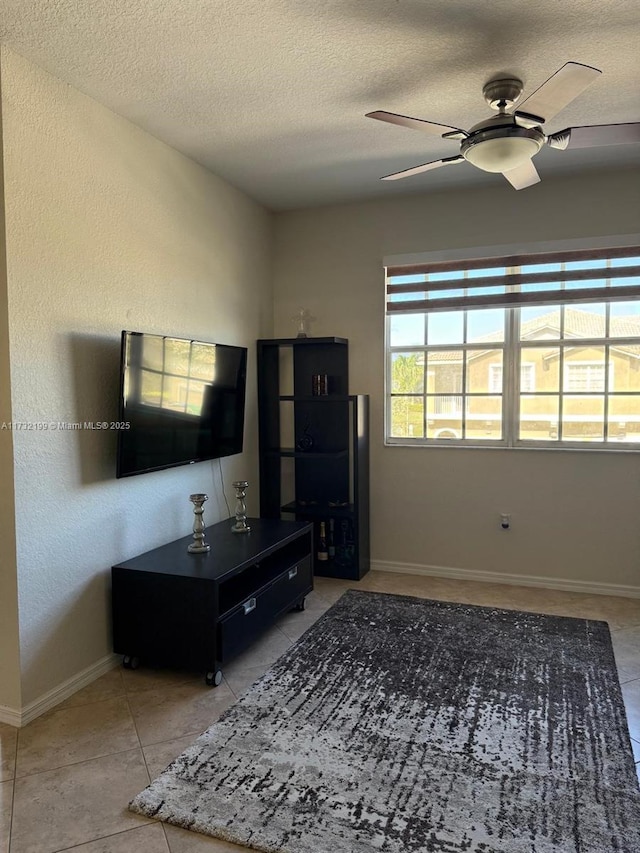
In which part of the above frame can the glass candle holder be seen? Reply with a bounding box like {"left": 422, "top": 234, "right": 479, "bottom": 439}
{"left": 231, "top": 481, "right": 251, "bottom": 534}
{"left": 187, "top": 493, "right": 211, "bottom": 553}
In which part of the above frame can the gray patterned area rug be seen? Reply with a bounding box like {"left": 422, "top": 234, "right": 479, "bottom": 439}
{"left": 130, "top": 590, "right": 640, "bottom": 853}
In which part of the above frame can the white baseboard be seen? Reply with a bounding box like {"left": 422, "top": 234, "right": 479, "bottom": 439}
{"left": 2, "top": 563, "right": 638, "bottom": 727}
{"left": 0, "top": 653, "right": 121, "bottom": 728}
{"left": 0, "top": 703, "right": 21, "bottom": 728}
{"left": 371, "top": 560, "right": 640, "bottom": 599}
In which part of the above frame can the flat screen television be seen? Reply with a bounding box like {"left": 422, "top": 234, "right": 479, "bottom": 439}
{"left": 116, "top": 331, "right": 247, "bottom": 478}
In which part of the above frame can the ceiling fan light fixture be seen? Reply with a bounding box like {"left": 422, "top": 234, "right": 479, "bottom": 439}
{"left": 461, "top": 128, "right": 544, "bottom": 173}
{"left": 368, "top": 62, "right": 637, "bottom": 189}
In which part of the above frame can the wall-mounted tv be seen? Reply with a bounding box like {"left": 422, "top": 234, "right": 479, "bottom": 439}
{"left": 116, "top": 331, "right": 248, "bottom": 478}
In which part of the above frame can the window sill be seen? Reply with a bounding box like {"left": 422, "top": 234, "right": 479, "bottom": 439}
{"left": 385, "top": 438, "right": 640, "bottom": 453}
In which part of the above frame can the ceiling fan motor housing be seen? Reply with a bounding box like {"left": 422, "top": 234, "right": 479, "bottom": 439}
{"left": 461, "top": 117, "right": 545, "bottom": 173}
{"left": 482, "top": 77, "right": 524, "bottom": 111}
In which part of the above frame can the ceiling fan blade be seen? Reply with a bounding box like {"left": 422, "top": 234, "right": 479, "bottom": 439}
{"left": 515, "top": 62, "right": 602, "bottom": 125}
{"left": 442, "top": 129, "right": 469, "bottom": 141}
{"left": 501, "top": 160, "right": 541, "bottom": 190}
{"left": 366, "top": 110, "right": 467, "bottom": 138}
{"left": 547, "top": 122, "right": 640, "bottom": 150}
{"left": 381, "top": 155, "right": 465, "bottom": 181}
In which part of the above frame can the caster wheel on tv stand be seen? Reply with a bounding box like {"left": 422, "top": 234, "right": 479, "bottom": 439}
{"left": 206, "top": 669, "right": 223, "bottom": 687}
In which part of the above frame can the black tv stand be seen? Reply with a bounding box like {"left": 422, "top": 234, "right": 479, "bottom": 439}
{"left": 111, "top": 517, "right": 313, "bottom": 685}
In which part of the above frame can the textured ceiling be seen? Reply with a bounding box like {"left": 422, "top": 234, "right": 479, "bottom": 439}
{"left": 1, "top": 0, "right": 639, "bottom": 210}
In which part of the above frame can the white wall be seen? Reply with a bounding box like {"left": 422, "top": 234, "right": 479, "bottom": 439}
{"left": 273, "top": 170, "right": 640, "bottom": 592}
{"left": 0, "top": 47, "right": 274, "bottom": 710}
{"left": 0, "top": 57, "right": 21, "bottom": 713}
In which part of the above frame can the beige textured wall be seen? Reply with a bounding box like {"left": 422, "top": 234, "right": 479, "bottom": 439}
{"left": 273, "top": 171, "right": 640, "bottom": 590}
{"left": 0, "top": 55, "right": 21, "bottom": 712}
{"left": 1, "top": 48, "right": 273, "bottom": 708}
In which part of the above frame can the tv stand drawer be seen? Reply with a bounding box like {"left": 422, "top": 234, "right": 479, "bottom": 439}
{"left": 217, "top": 556, "right": 312, "bottom": 662}
{"left": 268, "top": 556, "right": 312, "bottom": 612}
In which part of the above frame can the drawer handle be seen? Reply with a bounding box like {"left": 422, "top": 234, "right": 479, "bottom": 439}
{"left": 288, "top": 566, "right": 298, "bottom": 580}
{"left": 243, "top": 597, "right": 257, "bottom": 615}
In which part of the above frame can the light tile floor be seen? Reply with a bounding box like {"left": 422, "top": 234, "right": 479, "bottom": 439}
{"left": 2, "top": 570, "right": 640, "bottom": 853}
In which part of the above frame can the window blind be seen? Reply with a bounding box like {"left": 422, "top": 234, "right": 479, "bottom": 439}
{"left": 386, "top": 245, "right": 640, "bottom": 314}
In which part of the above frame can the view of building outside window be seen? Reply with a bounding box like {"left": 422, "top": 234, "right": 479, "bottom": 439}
{"left": 387, "top": 254, "right": 640, "bottom": 447}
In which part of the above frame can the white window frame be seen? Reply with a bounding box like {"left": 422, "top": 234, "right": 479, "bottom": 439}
{"left": 384, "top": 235, "right": 640, "bottom": 451}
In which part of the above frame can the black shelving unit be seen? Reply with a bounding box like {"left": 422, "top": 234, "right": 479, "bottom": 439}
{"left": 257, "top": 336, "right": 370, "bottom": 580}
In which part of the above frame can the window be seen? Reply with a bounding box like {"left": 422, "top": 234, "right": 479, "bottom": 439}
{"left": 489, "top": 363, "right": 535, "bottom": 394}
{"left": 386, "top": 243, "right": 640, "bottom": 448}
{"left": 564, "top": 362, "right": 613, "bottom": 392}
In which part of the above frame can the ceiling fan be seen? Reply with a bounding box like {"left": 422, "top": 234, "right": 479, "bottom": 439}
{"left": 366, "top": 62, "right": 640, "bottom": 190}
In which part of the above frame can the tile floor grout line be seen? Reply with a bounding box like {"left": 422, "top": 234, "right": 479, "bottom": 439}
{"left": 223, "top": 675, "right": 240, "bottom": 701}
{"left": 51, "top": 824, "right": 156, "bottom": 852}
{"left": 161, "top": 822, "right": 172, "bottom": 853}
{"left": 7, "top": 722, "right": 21, "bottom": 852}
{"left": 140, "top": 726, "right": 220, "bottom": 751}
{"left": 25, "top": 692, "right": 132, "bottom": 725}
{"left": 619, "top": 675, "right": 640, "bottom": 686}
{"left": 123, "top": 690, "right": 143, "bottom": 743}
{"left": 131, "top": 720, "right": 202, "bottom": 790}
{"left": 49, "top": 668, "right": 128, "bottom": 714}
{"left": 7, "top": 775, "right": 16, "bottom": 853}
{"left": 12, "top": 744, "right": 146, "bottom": 784}
{"left": 121, "top": 674, "right": 203, "bottom": 698}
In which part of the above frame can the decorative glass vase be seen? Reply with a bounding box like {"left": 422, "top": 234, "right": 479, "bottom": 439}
{"left": 187, "top": 493, "right": 211, "bottom": 553}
